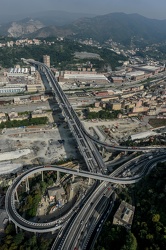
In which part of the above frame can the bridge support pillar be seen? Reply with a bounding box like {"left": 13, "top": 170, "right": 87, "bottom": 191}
{"left": 25, "top": 177, "right": 30, "bottom": 193}
{"left": 88, "top": 178, "right": 92, "bottom": 185}
{"left": 102, "top": 147, "right": 105, "bottom": 157}
{"left": 15, "top": 188, "right": 19, "bottom": 203}
{"left": 72, "top": 174, "right": 75, "bottom": 182}
{"left": 15, "top": 224, "right": 18, "bottom": 234}
{"left": 41, "top": 171, "right": 44, "bottom": 182}
{"left": 42, "top": 66, "right": 44, "bottom": 72}
{"left": 56, "top": 171, "right": 60, "bottom": 184}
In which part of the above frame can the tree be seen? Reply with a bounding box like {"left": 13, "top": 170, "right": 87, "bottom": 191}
{"left": 8, "top": 243, "right": 18, "bottom": 250}
{"left": 48, "top": 178, "right": 54, "bottom": 186}
{"left": 121, "top": 232, "right": 137, "bottom": 250}
{"left": 152, "top": 214, "right": 160, "bottom": 223}
{"left": 5, "top": 223, "right": 15, "bottom": 235}
{"left": 4, "top": 235, "right": 13, "bottom": 245}
{"left": 40, "top": 181, "right": 47, "bottom": 193}
{"left": 40, "top": 238, "right": 53, "bottom": 250}
{"left": 13, "top": 232, "right": 24, "bottom": 245}
{"left": 28, "top": 235, "right": 37, "bottom": 247}
{"left": 1, "top": 244, "right": 9, "bottom": 250}
{"left": 146, "top": 234, "right": 154, "bottom": 240}
{"left": 139, "top": 229, "right": 147, "bottom": 239}
{"left": 24, "top": 195, "right": 33, "bottom": 210}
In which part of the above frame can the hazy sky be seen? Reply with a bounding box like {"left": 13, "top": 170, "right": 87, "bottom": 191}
{"left": 0, "top": 0, "right": 166, "bottom": 20}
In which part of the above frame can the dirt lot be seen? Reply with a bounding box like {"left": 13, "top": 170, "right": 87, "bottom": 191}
{"left": 83, "top": 117, "right": 152, "bottom": 143}
{"left": 0, "top": 123, "right": 78, "bottom": 166}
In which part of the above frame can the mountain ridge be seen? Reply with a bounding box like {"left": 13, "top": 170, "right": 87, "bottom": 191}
{"left": 29, "top": 12, "right": 166, "bottom": 45}
{"left": 1, "top": 12, "right": 166, "bottom": 45}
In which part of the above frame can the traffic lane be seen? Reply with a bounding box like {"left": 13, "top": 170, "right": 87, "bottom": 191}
{"left": 59, "top": 184, "right": 111, "bottom": 249}
{"left": 80, "top": 193, "right": 113, "bottom": 249}
{"left": 67, "top": 187, "right": 113, "bottom": 249}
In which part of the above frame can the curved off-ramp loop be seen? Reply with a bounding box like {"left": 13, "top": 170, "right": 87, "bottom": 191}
{"left": 81, "top": 126, "right": 166, "bottom": 152}
{"left": 5, "top": 166, "right": 87, "bottom": 233}
{"left": 6, "top": 165, "right": 137, "bottom": 233}
{"left": 6, "top": 156, "right": 166, "bottom": 233}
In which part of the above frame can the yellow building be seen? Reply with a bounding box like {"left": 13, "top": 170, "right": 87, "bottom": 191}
{"left": 111, "top": 103, "right": 122, "bottom": 110}
{"left": 27, "top": 84, "right": 45, "bottom": 93}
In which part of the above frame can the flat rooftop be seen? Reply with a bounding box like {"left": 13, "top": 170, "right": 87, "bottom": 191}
{"left": 113, "top": 201, "right": 135, "bottom": 228}
{"left": 64, "top": 73, "right": 107, "bottom": 80}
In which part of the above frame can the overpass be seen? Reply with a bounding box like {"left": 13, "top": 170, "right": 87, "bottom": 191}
{"left": 27, "top": 59, "right": 106, "bottom": 174}
{"left": 5, "top": 165, "right": 137, "bottom": 234}
{"left": 26, "top": 59, "right": 166, "bottom": 158}
{"left": 26, "top": 59, "right": 166, "bottom": 154}
{"left": 82, "top": 129, "right": 166, "bottom": 152}
{"left": 5, "top": 153, "right": 166, "bottom": 233}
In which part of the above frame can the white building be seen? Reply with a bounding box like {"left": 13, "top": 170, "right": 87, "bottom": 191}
{"left": 64, "top": 73, "right": 108, "bottom": 82}
{"left": 0, "top": 86, "right": 26, "bottom": 94}
{"left": 7, "top": 68, "right": 29, "bottom": 77}
{"left": 30, "top": 66, "right": 36, "bottom": 75}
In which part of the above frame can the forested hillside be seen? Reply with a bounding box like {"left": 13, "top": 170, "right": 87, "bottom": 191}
{"left": 96, "top": 162, "right": 166, "bottom": 250}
